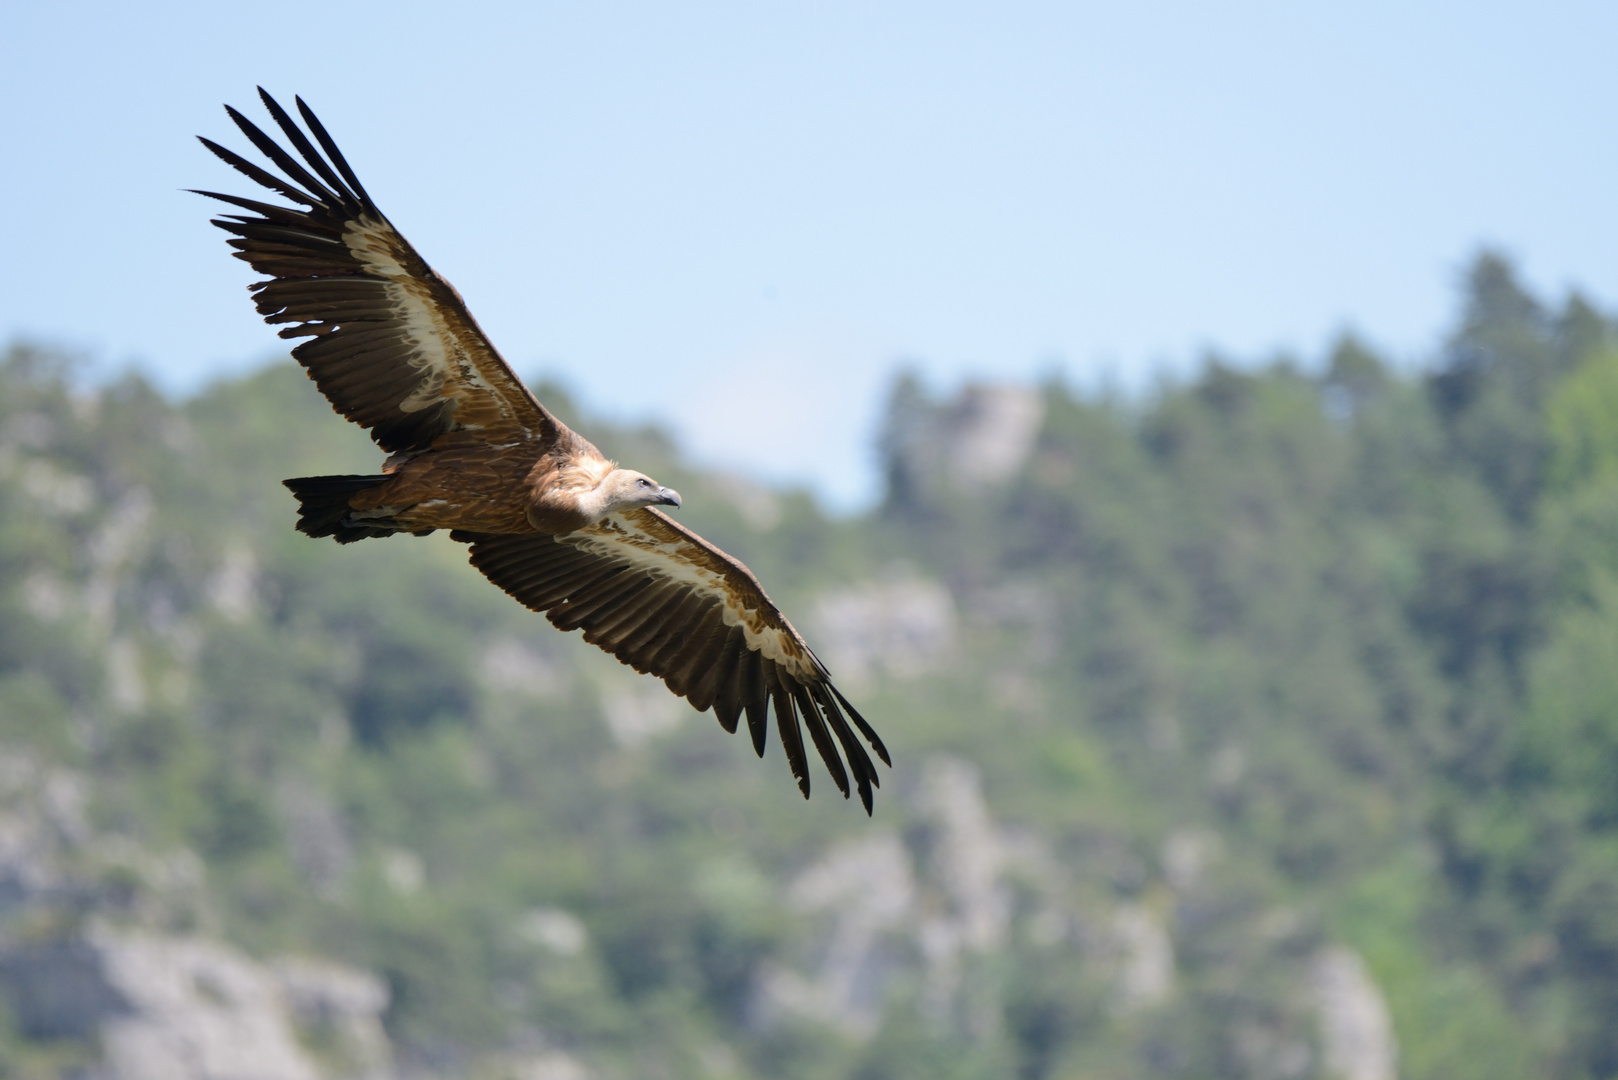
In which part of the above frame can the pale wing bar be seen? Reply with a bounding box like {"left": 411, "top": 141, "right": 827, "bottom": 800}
{"left": 452, "top": 529, "right": 888, "bottom": 813}
{"left": 194, "top": 88, "right": 551, "bottom": 454}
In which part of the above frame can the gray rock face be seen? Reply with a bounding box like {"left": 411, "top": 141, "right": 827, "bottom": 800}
{"left": 810, "top": 573, "right": 957, "bottom": 691}
{"left": 275, "top": 957, "right": 394, "bottom": 1080}
{"left": 755, "top": 753, "right": 1404, "bottom": 1079}
{"left": 94, "top": 932, "right": 326, "bottom": 1080}
{"left": 1310, "top": 947, "right": 1398, "bottom": 1080}
{"left": 940, "top": 385, "right": 1046, "bottom": 489}
{"left": 3, "top": 931, "right": 393, "bottom": 1080}
{"left": 887, "top": 381, "right": 1047, "bottom": 499}
{"left": 1109, "top": 905, "right": 1175, "bottom": 1012}
{"left": 0, "top": 745, "right": 394, "bottom": 1080}
{"left": 760, "top": 755, "right": 1176, "bottom": 1034}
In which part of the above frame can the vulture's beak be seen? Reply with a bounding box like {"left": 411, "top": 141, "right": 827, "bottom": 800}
{"left": 657, "top": 487, "right": 682, "bottom": 509}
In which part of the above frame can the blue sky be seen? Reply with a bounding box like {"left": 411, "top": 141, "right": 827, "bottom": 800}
{"left": 3, "top": 2, "right": 1616, "bottom": 508}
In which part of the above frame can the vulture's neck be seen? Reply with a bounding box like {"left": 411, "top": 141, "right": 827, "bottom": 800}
{"left": 573, "top": 482, "right": 618, "bottom": 524}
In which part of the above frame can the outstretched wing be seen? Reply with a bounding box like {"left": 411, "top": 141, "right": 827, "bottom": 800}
{"left": 452, "top": 509, "right": 891, "bottom": 813}
{"left": 196, "top": 88, "right": 560, "bottom": 455}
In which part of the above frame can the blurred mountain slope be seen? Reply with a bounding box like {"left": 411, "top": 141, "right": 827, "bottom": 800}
{"left": 0, "top": 253, "right": 1614, "bottom": 1079}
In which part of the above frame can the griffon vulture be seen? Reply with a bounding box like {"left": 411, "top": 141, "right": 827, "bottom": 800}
{"left": 196, "top": 90, "right": 889, "bottom": 812}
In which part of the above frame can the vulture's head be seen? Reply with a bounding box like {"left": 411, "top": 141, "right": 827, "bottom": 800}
{"left": 601, "top": 469, "right": 682, "bottom": 512}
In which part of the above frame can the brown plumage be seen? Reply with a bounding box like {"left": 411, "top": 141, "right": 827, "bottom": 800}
{"left": 197, "top": 89, "right": 888, "bottom": 812}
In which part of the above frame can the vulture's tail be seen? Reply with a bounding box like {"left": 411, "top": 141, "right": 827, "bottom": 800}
{"left": 283, "top": 475, "right": 415, "bottom": 543}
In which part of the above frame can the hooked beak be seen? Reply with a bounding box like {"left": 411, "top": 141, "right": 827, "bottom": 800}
{"left": 656, "top": 486, "right": 682, "bottom": 509}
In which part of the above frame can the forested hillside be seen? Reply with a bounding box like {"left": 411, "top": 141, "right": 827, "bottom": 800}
{"left": 2, "top": 254, "right": 1616, "bottom": 1080}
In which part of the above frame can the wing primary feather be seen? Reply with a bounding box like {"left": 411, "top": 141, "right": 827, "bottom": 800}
{"left": 743, "top": 698, "right": 768, "bottom": 757}
{"left": 736, "top": 649, "right": 768, "bottom": 756}
{"left": 295, "top": 95, "right": 377, "bottom": 209}
{"left": 687, "top": 627, "right": 744, "bottom": 715}
{"left": 261, "top": 302, "right": 386, "bottom": 324}
{"left": 812, "top": 685, "right": 877, "bottom": 787}
{"left": 256, "top": 88, "right": 359, "bottom": 206}
{"left": 813, "top": 685, "right": 877, "bottom": 814}
{"left": 256, "top": 276, "right": 388, "bottom": 300}
{"left": 197, "top": 137, "right": 317, "bottom": 206}
{"left": 261, "top": 303, "right": 387, "bottom": 325}
{"left": 767, "top": 663, "right": 810, "bottom": 799}
{"left": 223, "top": 105, "right": 341, "bottom": 206}
{"left": 221, "top": 221, "right": 347, "bottom": 248}
{"left": 712, "top": 671, "right": 744, "bottom": 734}
{"left": 791, "top": 679, "right": 848, "bottom": 800}
{"left": 190, "top": 189, "right": 319, "bottom": 223}
{"left": 215, "top": 225, "right": 349, "bottom": 254}
{"left": 830, "top": 685, "right": 891, "bottom": 767}
{"left": 229, "top": 252, "right": 347, "bottom": 274}
{"left": 222, "top": 229, "right": 344, "bottom": 252}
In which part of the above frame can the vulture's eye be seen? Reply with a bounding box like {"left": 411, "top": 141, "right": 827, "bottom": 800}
{"left": 638, "top": 478, "right": 650, "bottom": 487}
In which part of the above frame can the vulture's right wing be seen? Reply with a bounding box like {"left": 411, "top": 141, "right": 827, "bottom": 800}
{"left": 453, "top": 509, "right": 890, "bottom": 812}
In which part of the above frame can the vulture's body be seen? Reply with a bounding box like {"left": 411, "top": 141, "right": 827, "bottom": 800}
{"left": 198, "top": 90, "right": 888, "bottom": 812}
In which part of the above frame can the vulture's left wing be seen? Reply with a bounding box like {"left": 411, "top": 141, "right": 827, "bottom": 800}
{"left": 195, "top": 89, "right": 563, "bottom": 456}
{"left": 453, "top": 510, "right": 890, "bottom": 812}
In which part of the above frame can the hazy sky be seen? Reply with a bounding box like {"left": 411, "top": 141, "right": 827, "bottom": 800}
{"left": 4, "top": 2, "right": 1615, "bottom": 508}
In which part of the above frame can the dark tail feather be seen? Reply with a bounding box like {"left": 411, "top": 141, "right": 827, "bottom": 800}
{"left": 282, "top": 475, "right": 401, "bottom": 543}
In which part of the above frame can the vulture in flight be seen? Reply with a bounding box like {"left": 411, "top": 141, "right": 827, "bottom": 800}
{"left": 196, "top": 89, "right": 889, "bottom": 812}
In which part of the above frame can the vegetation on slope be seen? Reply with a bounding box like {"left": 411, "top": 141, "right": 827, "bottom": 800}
{"left": 1, "top": 253, "right": 1616, "bottom": 1078}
